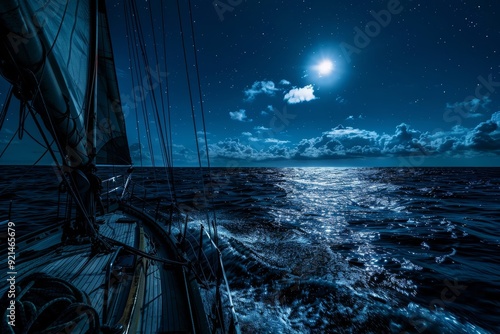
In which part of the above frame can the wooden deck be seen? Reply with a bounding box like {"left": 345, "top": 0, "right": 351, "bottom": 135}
{"left": 1, "top": 210, "right": 199, "bottom": 333}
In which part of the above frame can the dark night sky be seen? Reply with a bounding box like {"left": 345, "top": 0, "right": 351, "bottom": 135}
{"left": 1, "top": 0, "right": 500, "bottom": 166}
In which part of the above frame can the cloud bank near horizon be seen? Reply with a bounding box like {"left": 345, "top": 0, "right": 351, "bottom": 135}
{"left": 204, "top": 111, "right": 500, "bottom": 165}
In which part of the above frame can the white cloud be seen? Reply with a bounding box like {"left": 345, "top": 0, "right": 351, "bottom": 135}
{"left": 446, "top": 96, "right": 492, "bottom": 118}
{"left": 491, "top": 111, "right": 500, "bottom": 124}
{"left": 261, "top": 105, "right": 274, "bottom": 116}
{"left": 254, "top": 126, "right": 270, "bottom": 132}
{"left": 171, "top": 144, "right": 198, "bottom": 164}
{"left": 209, "top": 139, "right": 291, "bottom": 161}
{"left": 284, "top": 85, "right": 317, "bottom": 104}
{"left": 197, "top": 131, "right": 211, "bottom": 136}
{"left": 294, "top": 125, "right": 380, "bottom": 159}
{"left": 336, "top": 95, "right": 346, "bottom": 104}
{"left": 209, "top": 139, "right": 259, "bottom": 160}
{"left": 280, "top": 79, "right": 291, "bottom": 85}
{"left": 462, "top": 114, "right": 500, "bottom": 151}
{"left": 265, "top": 138, "right": 290, "bottom": 144}
{"left": 244, "top": 81, "right": 279, "bottom": 101}
{"left": 229, "top": 109, "right": 250, "bottom": 122}
{"left": 129, "top": 143, "right": 151, "bottom": 162}
{"left": 208, "top": 112, "right": 500, "bottom": 163}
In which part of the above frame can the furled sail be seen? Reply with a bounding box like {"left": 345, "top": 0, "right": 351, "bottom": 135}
{"left": 0, "top": 0, "right": 131, "bottom": 166}
{"left": 0, "top": 0, "right": 92, "bottom": 167}
{"left": 95, "top": 0, "right": 131, "bottom": 165}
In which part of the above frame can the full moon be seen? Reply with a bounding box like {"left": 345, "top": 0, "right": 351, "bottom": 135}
{"left": 316, "top": 59, "right": 334, "bottom": 76}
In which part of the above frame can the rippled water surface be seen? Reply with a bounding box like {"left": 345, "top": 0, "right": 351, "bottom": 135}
{"left": 2, "top": 167, "right": 500, "bottom": 333}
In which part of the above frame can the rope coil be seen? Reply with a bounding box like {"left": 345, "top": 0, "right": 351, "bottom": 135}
{"left": 1, "top": 272, "right": 99, "bottom": 334}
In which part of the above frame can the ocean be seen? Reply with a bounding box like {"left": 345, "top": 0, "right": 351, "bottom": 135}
{"left": 1, "top": 166, "right": 499, "bottom": 333}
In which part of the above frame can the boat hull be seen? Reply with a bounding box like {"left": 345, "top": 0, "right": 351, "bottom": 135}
{"left": 1, "top": 205, "right": 210, "bottom": 333}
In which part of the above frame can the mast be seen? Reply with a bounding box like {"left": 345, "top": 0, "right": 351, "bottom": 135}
{"left": 0, "top": 0, "right": 130, "bottom": 240}
{"left": 89, "top": 0, "right": 99, "bottom": 161}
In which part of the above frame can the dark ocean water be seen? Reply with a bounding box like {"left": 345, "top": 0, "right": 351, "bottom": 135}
{"left": 1, "top": 166, "right": 500, "bottom": 333}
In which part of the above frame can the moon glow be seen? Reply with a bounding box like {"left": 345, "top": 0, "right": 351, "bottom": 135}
{"left": 316, "top": 59, "right": 334, "bottom": 76}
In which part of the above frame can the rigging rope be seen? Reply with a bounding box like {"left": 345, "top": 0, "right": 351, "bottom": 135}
{"left": 17, "top": 101, "right": 26, "bottom": 140}
{"left": 146, "top": 2, "right": 169, "bottom": 162}
{"left": 125, "top": 0, "right": 179, "bottom": 205}
{"left": 175, "top": 0, "right": 212, "bottom": 237}
{"left": 1, "top": 30, "right": 108, "bottom": 246}
{"left": 124, "top": 0, "right": 157, "bottom": 171}
{"left": 175, "top": 0, "right": 203, "bottom": 169}
{"left": 175, "top": 0, "right": 218, "bottom": 242}
{"left": 129, "top": 0, "right": 172, "bottom": 171}
{"left": 103, "top": 236, "right": 188, "bottom": 267}
{"left": 2, "top": 1, "right": 101, "bottom": 239}
{"left": 123, "top": 1, "right": 143, "bottom": 169}
{"left": 160, "top": 2, "right": 175, "bottom": 168}
{"left": 1, "top": 272, "right": 99, "bottom": 334}
{"left": 24, "top": 71, "right": 113, "bottom": 251}
{"left": 0, "top": 86, "right": 13, "bottom": 131}
{"left": 26, "top": 73, "right": 88, "bottom": 217}
{"left": 0, "top": 105, "right": 30, "bottom": 160}
{"left": 182, "top": 1, "right": 226, "bottom": 328}
{"left": 187, "top": 0, "right": 219, "bottom": 243}
{"left": 146, "top": 0, "right": 177, "bottom": 199}
{"left": 159, "top": 2, "right": 178, "bottom": 197}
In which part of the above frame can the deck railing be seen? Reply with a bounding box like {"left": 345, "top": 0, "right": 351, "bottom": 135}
{"left": 101, "top": 172, "right": 240, "bottom": 334}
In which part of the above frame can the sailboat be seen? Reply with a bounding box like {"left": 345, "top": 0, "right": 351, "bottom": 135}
{"left": 0, "top": 0, "right": 240, "bottom": 333}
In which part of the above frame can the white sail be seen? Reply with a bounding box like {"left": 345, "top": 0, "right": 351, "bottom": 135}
{"left": 95, "top": 0, "right": 131, "bottom": 165}
{"left": 0, "top": 0, "right": 131, "bottom": 166}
